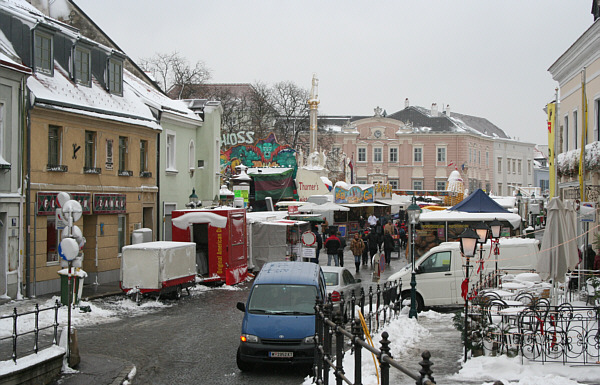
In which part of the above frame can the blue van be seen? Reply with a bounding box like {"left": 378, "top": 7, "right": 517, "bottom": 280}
{"left": 236, "top": 261, "right": 326, "bottom": 371}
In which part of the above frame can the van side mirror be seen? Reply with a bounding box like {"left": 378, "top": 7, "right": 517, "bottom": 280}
{"left": 356, "top": 278, "right": 362, "bottom": 283}
{"left": 415, "top": 266, "right": 423, "bottom": 274}
{"left": 236, "top": 302, "right": 246, "bottom": 312}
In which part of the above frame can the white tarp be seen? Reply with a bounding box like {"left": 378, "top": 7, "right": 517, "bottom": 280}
{"left": 172, "top": 212, "right": 227, "bottom": 229}
{"left": 419, "top": 210, "right": 522, "bottom": 228}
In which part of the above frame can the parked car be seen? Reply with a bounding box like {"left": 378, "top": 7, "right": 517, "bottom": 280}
{"left": 321, "top": 266, "right": 362, "bottom": 315}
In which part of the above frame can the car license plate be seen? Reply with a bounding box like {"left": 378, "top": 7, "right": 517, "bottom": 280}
{"left": 269, "top": 351, "right": 293, "bottom": 358}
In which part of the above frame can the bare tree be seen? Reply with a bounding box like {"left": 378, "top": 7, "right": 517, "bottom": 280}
{"left": 270, "top": 81, "right": 310, "bottom": 148}
{"left": 139, "top": 51, "right": 210, "bottom": 97}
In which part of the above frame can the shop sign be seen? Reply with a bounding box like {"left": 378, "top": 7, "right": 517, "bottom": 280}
{"left": 334, "top": 185, "right": 374, "bottom": 204}
{"left": 37, "top": 192, "right": 92, "bottom": 215}
{"left": 93, "top": 193, "right": 126, "bottom": 214}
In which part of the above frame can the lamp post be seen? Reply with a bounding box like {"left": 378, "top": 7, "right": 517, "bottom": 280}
{"left": 407, "top": 196, "right": 422, "bottom": 319}
{"left": 473, "top": 222, "right": 489, "bottom": 289}
{"left": 515, "top": 190, "right": 523, "bottom": 233}
{"left": 489, "top": 218, "right": 502, "bottom": 287}
{"left": 186, "top": 188, "right": 200, "bottom": 208}
{"left": 459, "top": 227, "right": 479, "bottom": 362}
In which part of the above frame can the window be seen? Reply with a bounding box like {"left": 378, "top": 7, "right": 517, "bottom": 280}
{"left": 389, "top": 147, "right": 398, "bottom": 163}
{"left": 573, "top": 110, "right": 578, "bottom": 149}
{"left": 497, "top": 183, "right": 502, "bottom": 195}
{"left": 478, "top": 150, "right": 481, "bottom": 164}
{"left": 437, "top": 147, "right": 446, "bottom": 163}
{"left": 140, "top": 140, "right": 149, "bottom": 172}
{"left": 357, "top": 178, "right": 367, "bottom": 184}
{"left": 413, "top": 147, "right": 422, "bottom": 162}
{"left": 512, "top": 159, "right": 516, "bottom": 174}
{"left": 518, "top": 160, "right": 522, "bottom": 175}
{"left": 0, "top": 103, "right": 4, "bottom": 162}
{"left": 118, "top": 136, "right": 128, "bottom": 172}
{"left": 188, "top": 140, "right": 195, "bottom": 171}
{"left": 507, "top": 158, "right": 511, "bottom": 173}
{"left": 46, "top": 217, "right": 58, "bottom": 263}
{"left": 73, "top": 46, "right": 91, "bottom": 86}
{"left": 486, "top": 151, "right": 489, "bottom": 166}
{"left": 84, "top": 130, "right": 96, "bottom": 170}
{"left": 34, "top": 30, "right": 53, "bottom": 74}
{"left": 358, "top": 147, "right": 366, "bottom": 162}
{"left": 564, "top": 116, "right": 569, "bottom": 152}
{"left": 48, "top": 125, "right": 61, "bottom": 166}
{"left": 117, "top": 215, "right": 126, "bottom": 255}
{"left": 413, "top": 180, "right": 423, "bottom": 190}
{"left": 528, "top": 160, "right": 531, "bottom": 175}
{"left": 166, "top": 132, "right": 176, "bottom": 170}
{"left": 436, "top": 181, "right": 446, "bottom": 191}
{"left": 373, "top": 147, "right": 382, "bottom": 162}
{"left": 389, "top": 180, "right": 398, "bottom": 189}
{"left": 497, "top": 157, "right": 502, "bottom": 173}
{"left": 420, "top": 251, "right": 451, "bottom": 273}
{"left": 108, "top": 58, "right": 123, "bottom": 95}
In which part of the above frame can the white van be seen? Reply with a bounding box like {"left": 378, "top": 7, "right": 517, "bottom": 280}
{"left": 387, "top": 238, "right": 540, "bottom": 310}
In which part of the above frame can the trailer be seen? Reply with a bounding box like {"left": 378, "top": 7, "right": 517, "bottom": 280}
{"left": 171, "top": 207, "right": 248, "bottom": 285}
{"left": 120, "top": 241, "right": 197, "bottom": 303}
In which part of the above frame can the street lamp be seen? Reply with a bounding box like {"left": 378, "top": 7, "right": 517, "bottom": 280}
{"left": 473, "top": 221, "right": 489, "bottom": 288}
{"left": 515, "top": 190, "right": 523, "bottom": 232}
{"left": 489, "top": 218, "right": 502, "bottom": 286}
{"left": 186, "top": 188, "right": 200, "bottom": 208}
{"left": 407, "top": 196, "right": 422, "bottom": 319}
{"left": 459, "top": 227, "right": 479, "bottom": 362}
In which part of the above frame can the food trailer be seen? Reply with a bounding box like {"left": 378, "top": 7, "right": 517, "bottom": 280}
{"left": 120, "top": 241, "right": 197, "bottom": 303}
{"left": 171, "top": 207, "right": 248, "bottom": 285}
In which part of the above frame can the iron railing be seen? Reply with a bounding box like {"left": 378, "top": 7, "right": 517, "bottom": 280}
{"left": 0, "top": 300, "right": 61, "bottom": 363}
{"left": 314, "top": 280, "right": 436, "bottom": 384}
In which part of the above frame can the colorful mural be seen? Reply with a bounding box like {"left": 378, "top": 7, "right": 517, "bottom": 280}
{"left": 220, "top": 132, "right": 297, "bottom": 177}
{"left": 334, "top": 185, "right": 374, "bottom": 204}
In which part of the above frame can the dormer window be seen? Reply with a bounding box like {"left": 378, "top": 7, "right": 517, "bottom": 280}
{"left": 34, "top": 30, "right": 53, "bottom": 75}
{"left": 73, "top": 46, "right": 91, "bottom": 86}
{"left": 108, "top": 57, "right": 123, "bottom": 95}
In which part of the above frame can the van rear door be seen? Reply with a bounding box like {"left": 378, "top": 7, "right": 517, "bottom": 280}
{"left": 415, "top": 250, "right": 460, "bottom": 306}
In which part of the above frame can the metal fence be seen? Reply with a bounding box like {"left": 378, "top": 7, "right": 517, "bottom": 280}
{"left": 473, "top": 296, "right": 600, "bottom": 365}
{"left": 0, "top": 300, "right": 61, "bottom": 363}
{"left": 314, "top": 280, "right": 436, "bottom": 384}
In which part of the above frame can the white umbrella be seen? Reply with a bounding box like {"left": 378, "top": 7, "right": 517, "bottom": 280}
{"left": 537, "top": 197, "right": 578, "bottom": 283}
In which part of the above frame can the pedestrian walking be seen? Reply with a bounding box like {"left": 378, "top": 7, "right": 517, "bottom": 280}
{"left": 368, "top": 213, "right": 377, "bottom": 227}
{"left": 337, "top": 231, "right": 346, "bottom": 267}
{"left": 368, "top": 227, "right": 379, "bottom": 268}
{"left": 350, "top": 233, "right": 365, "bottom": 274}
{"left": 324, "top": 231, "right": 341, "bottom": 266}
{"left": 383, "top": 231, "right": 394, "bottom": 265}
{"left": 312, "top": 225, "right": 323, "bottom": 264}
{"left": 361, "top": 231, "right": 370, "bottom": 266}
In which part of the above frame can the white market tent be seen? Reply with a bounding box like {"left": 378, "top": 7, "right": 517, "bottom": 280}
{"left": 419, "top": 210, "right": 522, "bottom": 228}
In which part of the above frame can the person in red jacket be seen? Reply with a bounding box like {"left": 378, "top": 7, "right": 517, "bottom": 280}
{"left": 324, "top": 231, "right": 341, "bottom": 266}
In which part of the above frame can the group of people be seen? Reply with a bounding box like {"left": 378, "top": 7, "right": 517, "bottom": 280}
{"left": 311, "top": 213, "right": 411, "bottom": 274}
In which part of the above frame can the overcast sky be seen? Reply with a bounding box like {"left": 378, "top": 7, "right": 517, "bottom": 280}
{"left": 76, "top": 0, "right": 594, "bottom": 145}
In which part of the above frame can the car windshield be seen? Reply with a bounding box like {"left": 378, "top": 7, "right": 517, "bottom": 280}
{"left": 323, "top": 272, "right": 339, "bottom": 286}
{"left": 247, "top": 284, "right": 317, "bottom": 315}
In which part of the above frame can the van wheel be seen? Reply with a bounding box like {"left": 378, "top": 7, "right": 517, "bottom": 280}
{"left": 236, "top": 346, "right": 254, "bottom": 372}
{"left": 401, "top": 292, "right": 424, "bottom": 312}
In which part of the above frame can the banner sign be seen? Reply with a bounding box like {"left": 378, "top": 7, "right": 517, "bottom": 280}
{"left": 93, "top": 193, "right": 126, "bottom": 214}
{"left": 37, "top": 192, "right": 92, "bottom": 216}
{"left": 334, "top": 185, "right": 374, "bottom": 204}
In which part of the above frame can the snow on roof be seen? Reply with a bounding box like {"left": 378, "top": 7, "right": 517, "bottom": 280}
{"left": 124, "top": 71, "right": 202, "bottom": 123}
{"left": 27, "top": 64, "right": 161, "bottom": 130}
{"left": 420, "top": 210, "right": 522, "bottom": 228}
{"left": 247, "top": 167, "right": 292, "bottom": 175}
{"left": 172, "top": 212, "right": 228, "bottom": 229}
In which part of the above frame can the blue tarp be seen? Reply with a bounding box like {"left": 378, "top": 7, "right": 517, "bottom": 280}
{"left": 449, "top": 189, "right": 509, "bottom": 213}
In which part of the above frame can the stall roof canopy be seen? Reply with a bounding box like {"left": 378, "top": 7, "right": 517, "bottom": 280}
{"left": 340, "top": 203, "right": 388, "bottom": 207}
{"left": 449, "top": 189, "right": 509, "bottom": 213}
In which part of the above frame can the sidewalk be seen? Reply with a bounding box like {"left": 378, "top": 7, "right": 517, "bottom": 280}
{"left": 1, "top": 281, "right": 134, "bottom": 385}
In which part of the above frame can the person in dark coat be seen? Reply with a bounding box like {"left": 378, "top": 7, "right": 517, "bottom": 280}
{"left": 361, "top": 231, "right": 370, "bottom": 266}
{"left": 594, "top": 249, "right": 600, "bottom": 271}
{"left": 337, "top": 231, "right": 346, "bottom": 267}
{"left": 324, "top": 231, "right": 341, "bottom": 266}
{"left": 312, "top": 226, "right": 323, "bottom": 264}
{"left": 368, "top": 227, "right": 379, "bottom": 268}
{"left": 383, "top": 232, "right": 394, "bottom": 265}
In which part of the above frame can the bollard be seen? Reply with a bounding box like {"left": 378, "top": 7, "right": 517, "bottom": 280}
{"left": 379, "top": 331, "right": 391, "bottom": 385}
{"left": 418, "top": 350, "right": 435, "bottom": 384}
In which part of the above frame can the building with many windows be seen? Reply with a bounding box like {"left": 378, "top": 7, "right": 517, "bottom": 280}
{"left": 0, "top": 0, "right": 162, "bottom": 296}
{"left": 314, "top": 102, "right": 535, "bottom": 195}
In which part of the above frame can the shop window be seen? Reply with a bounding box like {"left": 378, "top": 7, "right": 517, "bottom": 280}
{"left": 47, "top": 217, "right": 58, "bottom": 263}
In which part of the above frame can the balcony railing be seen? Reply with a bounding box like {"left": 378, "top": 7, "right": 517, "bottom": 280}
{"left": 46, "top": 164, "right": 68, "bottom": 172}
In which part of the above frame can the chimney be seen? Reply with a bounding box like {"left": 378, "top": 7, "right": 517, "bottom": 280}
{"left": 431, "top": 103, "right": 438, "bottom": 117}
{"left": 405, "top": 98, "right": 409, "bottom": 108}
{"left": 445, "top": 104, "right": 451, "bottom": 117}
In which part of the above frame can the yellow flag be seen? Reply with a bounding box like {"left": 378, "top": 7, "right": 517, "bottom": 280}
{"left": 547, "top": 102, "right": 555, "bottom": 198}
